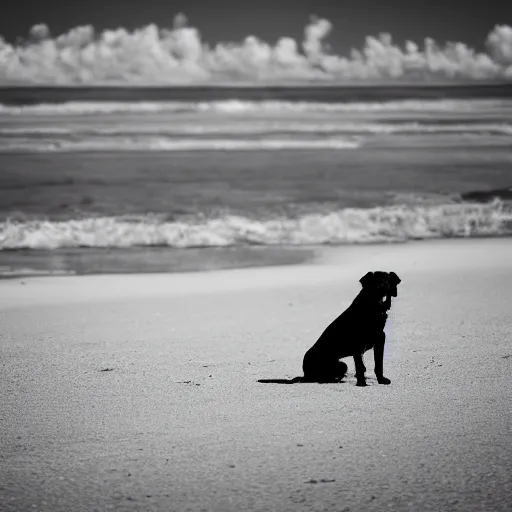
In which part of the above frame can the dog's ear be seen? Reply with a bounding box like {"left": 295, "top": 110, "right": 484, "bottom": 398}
{"left": 389, "top": 272, "right": 401, "bottom": 285}
{"left": 359, "top": 272, "right": 375, "bottom": 288}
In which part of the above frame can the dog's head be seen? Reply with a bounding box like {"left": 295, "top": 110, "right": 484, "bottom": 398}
{"left": 359, "top": 271, "right": 401, "bottom": 303}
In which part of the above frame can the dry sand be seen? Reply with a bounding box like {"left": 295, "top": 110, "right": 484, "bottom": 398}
{"left": 1, "top": 239, "right": 511, "bottom": 512}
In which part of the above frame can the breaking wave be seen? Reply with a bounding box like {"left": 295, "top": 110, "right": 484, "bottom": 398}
{"left": 0, "top": 136, "right": 361, "bottom": 152}
{"left": 0, "top": 99, "right": 505, "bottom": 116}
{"left": 1, "top": 122, "right": 511, "bottom": 137}
{"left": 1, "top": 200, "right": 511, "bottom": 250}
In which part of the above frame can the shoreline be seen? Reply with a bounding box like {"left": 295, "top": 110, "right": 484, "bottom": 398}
{"left": 1, "top": 237, "right": 510, "bottom": 308}
{"left": 0, "top": 236, "right": 510, "bottom": 280}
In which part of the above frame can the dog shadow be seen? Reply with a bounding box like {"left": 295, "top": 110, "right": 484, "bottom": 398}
{"left": 257, "top": 378, "right": 347, "bottom": 384}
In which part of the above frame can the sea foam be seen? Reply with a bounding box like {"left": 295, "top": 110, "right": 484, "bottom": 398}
{"left": 0, "top": 137, "right": 361, "bottom": 152}
{"left": 0, "top": 99, "right": 505, "bottom": 116}
{"left": 1, "top": 200, "right": 510, "bottom": 250}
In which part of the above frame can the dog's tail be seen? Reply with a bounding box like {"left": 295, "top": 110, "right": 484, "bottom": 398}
{"left": 258, "top": 376, "right": 305, "bottom": 384}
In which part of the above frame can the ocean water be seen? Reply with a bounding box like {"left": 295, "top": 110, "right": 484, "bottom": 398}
{"left": 0, "top": 85, "right": 511, "bottom": 276}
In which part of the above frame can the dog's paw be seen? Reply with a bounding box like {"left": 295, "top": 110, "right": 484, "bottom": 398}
{"left": 356, "top": 379, "right": 368, "bottom": 387}
{"left": 376, "top": 376, "right": 391, "bottom": 385}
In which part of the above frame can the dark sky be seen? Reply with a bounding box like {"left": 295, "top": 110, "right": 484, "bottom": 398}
{"left": 2, "top": 0, "right": 512, "bottom": 53}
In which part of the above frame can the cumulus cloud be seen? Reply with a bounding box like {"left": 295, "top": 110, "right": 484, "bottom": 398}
{"left": 486, "top": 25, "right": 512, "bottom": 75}
{"left": 0, "top": 14, "right": 511, "bottom": 84}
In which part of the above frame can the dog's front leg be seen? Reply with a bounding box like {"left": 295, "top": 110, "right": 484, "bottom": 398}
{"left": 353, "top": 352, "right": 367, "bottom": 386}
{"left": 374, "top": 332, "right": 391, "bottom": 385}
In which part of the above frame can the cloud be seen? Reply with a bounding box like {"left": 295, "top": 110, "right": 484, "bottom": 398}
{"left": 486, "top": 25, "right": 512, "bottom": 76}
{"left": 303, "top": 16, "right": 332, "bottom": 63}
{"left": 0, "top": 14, "right": 511, "bottom": 84}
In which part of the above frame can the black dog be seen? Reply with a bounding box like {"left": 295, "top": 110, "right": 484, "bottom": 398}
{"left": 302, "top": 271, "right": 401, "bottom": 386}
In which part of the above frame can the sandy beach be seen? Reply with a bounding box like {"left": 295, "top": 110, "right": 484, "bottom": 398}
{"left": 1, "top": 238, "right": 511, "bottom": 512}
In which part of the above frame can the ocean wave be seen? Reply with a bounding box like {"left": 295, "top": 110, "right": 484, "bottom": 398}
{"left": 1, "top": 122, "right": 511, "bottom": 137}
{"left": 461, "top": 187, "right": 512, "bottom": 202}
{"left": 0, "top": 136, "right": 361, "bottom": 152}
{"left": 1, "top": 200, "right": 510, "bottom": 250}
{"left": 0, "top": 99, "right": 505, "bottom": 116}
